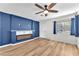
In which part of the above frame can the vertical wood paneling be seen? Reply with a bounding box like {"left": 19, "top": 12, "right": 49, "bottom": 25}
{"left": 0, "top": 13, "right": 2, "bottom": 45}
{"left": 1, "top": 13, "right": 11, "bottom": 45}
{"left": 0, "top": 12, "right": 39, "bottom": 45}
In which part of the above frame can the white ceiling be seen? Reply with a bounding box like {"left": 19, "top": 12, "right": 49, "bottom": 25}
{"left": 0, "top": 3, "right": 79, "bottom": 21}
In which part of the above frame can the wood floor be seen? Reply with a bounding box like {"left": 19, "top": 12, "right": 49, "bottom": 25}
{"left": 0, "top": 38, "right": 79, "bottom": 56}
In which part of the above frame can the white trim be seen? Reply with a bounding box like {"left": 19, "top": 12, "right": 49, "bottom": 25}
{"left": 0, "top": 44, "right": 12, "bottom": 48}
{"left": 76, "top": 38, "right": 79, "bottom": 48}
{"left": 11, "top": 37, "right": 39, "bottom": 46}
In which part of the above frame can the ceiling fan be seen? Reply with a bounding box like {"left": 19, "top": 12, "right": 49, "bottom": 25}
{"left": 35, "top": 3, "right": 58, "bottom": 16}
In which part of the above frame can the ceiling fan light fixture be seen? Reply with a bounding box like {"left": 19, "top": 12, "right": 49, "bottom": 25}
{"left": 35, "top": 3, "right": 58, "bottom": 16}
{"left": 43, "top": 10, "right": 48, "bottom": 14}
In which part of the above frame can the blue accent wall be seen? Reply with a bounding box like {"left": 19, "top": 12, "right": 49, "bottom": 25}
{"left": 1, "top": 13, "right": 11, "bottom": 45}
{"left": 75, "top": 15, "right": 79, "bottom": 37}
{"left": 0, "top": 13, "right": 2, "bottom": 45}
{"left": 71, "top": 18, "right": 75, "bottom": 35}
{"left": 11, "top": 31, "right": 16, "bottom": 43}
{"left": 0, "top": 12, "right": 39, "bottom": 45}
{"left": 11, "top": 15, "right": 32, "bottom": 30}
{"left": 32, "top": 21, "right": 39, "bottom": 37}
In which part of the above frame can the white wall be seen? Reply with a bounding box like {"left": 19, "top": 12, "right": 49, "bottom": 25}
{"left": 39, "top": 14, "right": 78, "bottom": 45}
{"left": 40, "top": 20, "right": 53, "bottom": 38}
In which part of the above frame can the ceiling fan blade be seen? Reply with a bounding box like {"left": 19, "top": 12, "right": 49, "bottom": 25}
{"left": 48, "top": 10, "right": 58, "bottom": 13}
{"left": 48, "top": 3, "right": 56, "bottom": 10}
{"left": 35, "top": 11, "right": 44, "bottom": 14}
{"left": 35, "top": 4, "right": 44, "bottom": 10}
